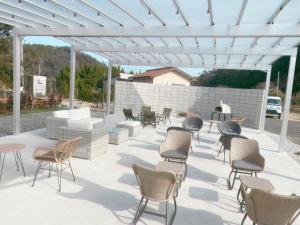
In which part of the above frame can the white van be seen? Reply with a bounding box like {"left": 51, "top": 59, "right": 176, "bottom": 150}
{"left": 266, "top": 96, "right": 282, "bottom": 119}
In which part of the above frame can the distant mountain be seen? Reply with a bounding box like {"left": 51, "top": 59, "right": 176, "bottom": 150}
{"left": 23, "top": 44, "right": 104, "bottom": 81}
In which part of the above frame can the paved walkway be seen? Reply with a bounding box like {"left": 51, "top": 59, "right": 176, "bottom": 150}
{"left": 0, "top": 118, "right": 299, "bottom": 225}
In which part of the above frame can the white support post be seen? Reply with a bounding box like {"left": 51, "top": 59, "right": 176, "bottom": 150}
{"left": 279, "top": 54, "right": 297, "bottom": 152}
{"left": 69, "top": 48, "right": 76, "bottom": 109}
{"left": 106, "top": 61, "right": 112, "bottom": 115}
{"left": 13, "top": 32, "right": 21, "bottom": 135}
{"left": 259, "top": 68, "right": 272, "bottom": 132}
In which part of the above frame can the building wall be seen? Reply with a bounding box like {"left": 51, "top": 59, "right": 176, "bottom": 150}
{"left": 152, "top": 71, "right": 191, "bottom": 86}
{"left": 114, "top": 81, "right": 264, "bottom": 129}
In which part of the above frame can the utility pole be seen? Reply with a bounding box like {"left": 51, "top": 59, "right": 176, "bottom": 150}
{"left": 277, "top": 71, "right": 280, "bottom": 96}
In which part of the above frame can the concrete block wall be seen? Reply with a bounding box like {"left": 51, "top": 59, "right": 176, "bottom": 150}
{"left": 114, "top": 81, "right": 264, "bottom": 129}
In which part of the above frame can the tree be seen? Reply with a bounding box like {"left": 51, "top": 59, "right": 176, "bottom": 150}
{"left": 56, "top": 64, "right": 122, "bottom": 103}
{"left": 0, "top": 24, "right": 12, "bottom": 37}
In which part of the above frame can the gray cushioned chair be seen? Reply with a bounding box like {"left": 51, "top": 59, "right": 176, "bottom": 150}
{"left": 228, "top": 138, "right": 265, "bottom": 190}
{"left": 182, "top": 116, "right": 203, "bottom": 141}
{"left": 160, "top": 127, "right": 192, "bottom": 178}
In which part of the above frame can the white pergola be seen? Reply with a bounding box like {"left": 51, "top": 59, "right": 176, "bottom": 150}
{"left": 1, "top": 0, "right": 300, "bottom": 152}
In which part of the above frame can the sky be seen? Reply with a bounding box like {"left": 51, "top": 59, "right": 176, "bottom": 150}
{"left": 23, "top": 36, "right": 203, "bottom": 76}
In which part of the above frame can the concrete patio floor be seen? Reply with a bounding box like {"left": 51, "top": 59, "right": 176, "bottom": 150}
{"left": 0, "top": 117, "right": 299, "bottom": 225}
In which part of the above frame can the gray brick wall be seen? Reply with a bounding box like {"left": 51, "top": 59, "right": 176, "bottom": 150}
{"left": 114, "top": 81, "right": 264, "bottom": 129}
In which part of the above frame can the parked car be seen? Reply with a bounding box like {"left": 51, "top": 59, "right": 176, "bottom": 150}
{"left": 266, "top": 96, "right": 282, "bottom": 119}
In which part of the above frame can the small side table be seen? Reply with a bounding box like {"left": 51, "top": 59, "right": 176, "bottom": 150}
{"left": 237, "top": 175, "right": 274, "bottom": 211}
{"left": 109, "top": 128, "right": 129, "bottom": 145}
{"left": 155, "top": 161, "right": 185, "bottom": 185}
{"left": 0, "top": 143, "right": 26, "bottom": 183}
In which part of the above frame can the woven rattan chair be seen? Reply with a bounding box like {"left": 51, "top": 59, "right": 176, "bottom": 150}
{"left": 217, "top": 134, "right": 248, "bottom": 164}
{"left": 123, "top": 108, "right": 137, "bottom": 120}
{"left": 228, "top": 138, "right": 265, "bottom": 190}
{"left": 132, "top": 164, "right": 179, "bottom": 225}
{"left": 182, "top": 116, "right": 203, "bottom": 141}
{"left": 32, "top": 137, "right": 81, "bottom": 192}
{"left": 241, "top": 187, "right": 300, "bottom": 225}
{"left": 160, "top": 127, "right": 192, "bottom": 178}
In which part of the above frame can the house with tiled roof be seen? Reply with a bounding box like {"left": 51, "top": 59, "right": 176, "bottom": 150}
{"left": 132, "top": 67, "right": 194, "bottom": 86}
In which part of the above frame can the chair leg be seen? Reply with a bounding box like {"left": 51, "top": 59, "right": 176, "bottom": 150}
{"left": 184, "top": 162, "right": 188, "bottom": 180}
{"left": 208, "top": 122, "right": 212, "bottom": 133}
{"left": 16, "top": 151, "right": 26, "bottom": 177}
{"left": 13, "top": 152, "right": 19, "bottom": 171}
{"left": 241, "top": 213, "right": 247, "bottom": 225}
{"left": 56, "top": 164, "right": 62, "bottom": 192}
{"left": 169, "top": 198, "right": 177, "bottom": 225}
{"left": 217, "top": 145, "right": 223, "bottom": 157}
{"left": 165, "top": 201, "right": 169, "bottom": 225}
{"left": 68, "top": 160, "right": 76, "bottom": 181}
{"left": 133, "top": 197, "right": 144, "bottom": 224}
{"left": 49, "top": 163, "right": 52, "bottom": 178}
{"left": 228, "top": 169, "right": 237, "bottom": 190}
{"left": 32, "top": 161, "right": 42, "bottom": 187}
{"left": 223, "top": 149, "right": 226, "bottom": 165}
{"left": 0, "top": 153, "right": 6, "bottom": 183}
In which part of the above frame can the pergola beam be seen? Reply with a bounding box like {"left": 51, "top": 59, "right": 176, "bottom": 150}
{"left": 236, "top": 0, "right": 248, "bottom": 25}
{"left": 106, "top": 60, "right": 112, "bottom": 115}
{"left": 267, "top": 0, "right": 291, "bottom": 24}
{"left": 15, "top": 24, "right": 300, "bottom": 37}
{"left": 0, "top": 17, "right": 32, "bottom": 27}
{"left": 139, "top": 0, "right": 166, "bottom": 26}
{"left": 172, "top": 0, "right": 189, "bottom": 26}
{"left": 13, "top": 31, "right": 21, "bottom": 135}
{"left": 69, "top": 48, "right": 76, "bottom": 109}
{"left": 23, "top": 0, "right": 86, "bottom": 27}
{"left": 207, "top": 0, "right": 215, "bottom": 25}
{"left": 107, "top": 0, "right": 144, "bottom": 26}
{"left": 48, "top": 0, "right": 104, "bottom": 27}
{"left": 0, "top": 2, "right": 69, "bottom": 27}
{"left": 109, "top": 59, "right": 271, "bottom": 71}
{"left": 72, "top": 45, "right": 296, "bottom": 56}
{"left": 77, "top": 0, "right": 124, "bottom": 26}
{"left": 279, "top": 53, "right": 297, "bottom": 152}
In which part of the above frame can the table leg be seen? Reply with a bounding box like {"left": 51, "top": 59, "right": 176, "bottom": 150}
{"left": 16, "top": 151, "right": 26, "bottom": 177}
{"left": 13, "top": 152, "right": 20, "bottom": 171}
{"left": 0, "top": 153, "right": 6, "bottom": 183}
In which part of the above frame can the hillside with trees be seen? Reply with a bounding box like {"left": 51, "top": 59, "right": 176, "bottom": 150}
{"left": 197, "top": 55, "right": 300, "bottom": 106}
{"left": 0, "top": 23, "right": 123, "bottom": 103}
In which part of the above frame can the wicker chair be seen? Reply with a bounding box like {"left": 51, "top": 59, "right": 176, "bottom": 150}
{"left": 132, "top": 164, "right": 179, "bottom": 225}
{"left": 160, "top": 127, "right": 192, "bottom": 178}
{"left": 32, "top": 137, "right": 81, "bottom": 192}
{"left": 182, "top": 116, "right": 203, "bottom": 141}
{"left": 123, "top": 108, "right": 137, "bottom": 120}
{"left": 217, "top": 134, "right": 248, "bottom": 164}
{"left": 228, "top": 138, "right": 265, "bottom": 189}
{"left": 241, "top": 187, "right": 300, "bottom": 225}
